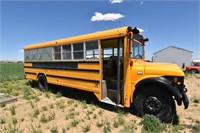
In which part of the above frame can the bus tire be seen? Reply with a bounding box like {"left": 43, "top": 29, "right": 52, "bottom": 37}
{"left": 133, "top": 85, "right": 175, "bottom": 122}
{"left": 37, "top": 74, "right": 48, "bottom": 91}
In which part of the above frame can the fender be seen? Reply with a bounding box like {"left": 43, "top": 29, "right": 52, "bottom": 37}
{"left": 135, "top": 77, "right": 182, "bottom": 102}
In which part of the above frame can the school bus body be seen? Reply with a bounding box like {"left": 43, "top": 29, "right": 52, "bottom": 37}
{"left": 24, "top": 26, "right": 189, "bottom": 122}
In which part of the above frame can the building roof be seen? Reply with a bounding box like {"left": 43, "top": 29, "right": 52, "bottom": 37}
{"left": 153, "top": 46, "right": 193, "bottom": 55}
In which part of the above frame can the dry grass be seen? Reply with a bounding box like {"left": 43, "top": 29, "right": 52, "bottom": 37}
{"left": 0, "top": 75, "right": 200, "bottom": 132}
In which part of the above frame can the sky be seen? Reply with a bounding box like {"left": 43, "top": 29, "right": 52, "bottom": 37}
{"left": 1, "top": 0, "right": 200, "bottom": 61}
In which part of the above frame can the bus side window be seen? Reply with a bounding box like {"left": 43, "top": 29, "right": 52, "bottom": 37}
{"left": 85, "top": 41, "right": 99, "bottom": 59}
{"left": 53, "top": 46, "right": 61, "bottom": 60}
{"left": 73, "top": 43, "right": 84, "bottom": 59}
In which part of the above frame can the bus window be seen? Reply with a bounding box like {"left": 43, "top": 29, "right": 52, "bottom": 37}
{"left": 53, "top": 46, "right": 61, "bottom": 60}
{"left": 86, "top": 41, "right": 99, "bottom": 59}
{"left": 63, "top": 45, "right": 72, "bottom": 60}
{"left": 132, "top": 41, "right": 144, "bottom": 59}
{"left": 73, "top": 43, "right": 84, "bottom": 59}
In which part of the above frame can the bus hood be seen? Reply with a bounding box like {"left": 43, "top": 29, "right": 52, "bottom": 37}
{"left": 144, "top": 62, "right": 184, "bottom": 76}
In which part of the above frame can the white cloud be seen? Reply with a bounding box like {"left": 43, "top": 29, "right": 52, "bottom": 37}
{"left": 18, "top": 49, "right": 24, "bottom": 54}
{"left": 137, "top": 28, "right": 144, "bottom": 32}
{"left": 91, "top": 12, "right": 124, "bottom": 22}
{"left": 109, "top": 0, "right": 123, "bottom": 4}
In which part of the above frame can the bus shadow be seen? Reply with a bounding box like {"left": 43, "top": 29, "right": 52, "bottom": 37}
{"left": 48, "top": 84, "right": 131, "bottom": 115}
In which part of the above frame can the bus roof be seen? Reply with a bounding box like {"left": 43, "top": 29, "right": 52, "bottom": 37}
{"left": 24, "top": 26, "right": 130, "bottom": 50}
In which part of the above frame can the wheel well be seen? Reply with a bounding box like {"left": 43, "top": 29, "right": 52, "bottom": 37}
{"left": 37, "top": 73, "right": 45, "bottom": 78}
{"left": 133, "top": 83, "right": 172, "bottom": 101}
{"left": 191, "top": 69, "right": 198, "bottom": 72}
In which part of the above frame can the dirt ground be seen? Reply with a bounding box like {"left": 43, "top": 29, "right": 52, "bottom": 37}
{"left": 0, "top": 75, "right": 199, "bottom": 133}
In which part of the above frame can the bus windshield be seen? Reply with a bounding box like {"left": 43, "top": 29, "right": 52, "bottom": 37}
{"left": 132, "top": 41, "right": 144, "bottom": 59}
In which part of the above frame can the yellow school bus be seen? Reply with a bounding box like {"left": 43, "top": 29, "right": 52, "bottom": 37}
{"left": 24, "top": 26, "right": 189, "bottom": 122}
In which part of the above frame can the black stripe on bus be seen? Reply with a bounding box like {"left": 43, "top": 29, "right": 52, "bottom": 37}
{"left": 32, "top": 62, "right": 78, "bottom": 69}
{"left": 25, "top": 72, "right": 36, "bottom": 75}
{"left": 24, "top": 66, "right": 99, "bottom": 72}
{"left": 46, "top": 74, "right": 100, "bottom": 83}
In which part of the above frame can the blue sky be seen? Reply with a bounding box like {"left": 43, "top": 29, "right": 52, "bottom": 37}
{"left": 1, "top": 0, "right": 199, "bottom": 61}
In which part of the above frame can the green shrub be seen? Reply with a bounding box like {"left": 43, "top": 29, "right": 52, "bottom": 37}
{"left": 140, "top": 114, "right": 163, "bottom": 132}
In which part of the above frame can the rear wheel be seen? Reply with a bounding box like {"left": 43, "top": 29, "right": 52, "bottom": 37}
{"left": 37, "top": 74, "right": 48, "bottom": 91}
{"left": 133, "top": 85, "right": 176, "bottom": 122}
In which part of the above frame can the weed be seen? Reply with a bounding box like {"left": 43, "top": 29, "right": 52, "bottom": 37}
{"left": 103, "top": 120, "right": 111, "bottom": 133}
{"left": 62, "top": 127, "right": 66, "bottom": 133}
{"left": 67, "top": 99, "right": 74, "bottom": 105}
{"left": 96, "top": 120, "right": 103, "bottom": 128}
{"left": 9, "top": 105, "right": 16, "bottom": 115}
{"left": 65, "top": 111, "right": 79, "bottom": 120}
{"left": 50, "top": 126, "right": 58, "bottom": 133}
{"left": 41, "top": 106, "right": 48, "bottom": 111}
{"left": 48, "top": 111, "right": 56, "bottom": 121}
{"left": 29, "top": 124, "right": 42, "bottom": 133}
{"left": 70, "top": 119, "right": 79, "bottom": 127}
{"left": 0, "top": 117, "right": 6, "bottom": 124}
{"left": 56, "top": 100, "right": 66, "bottom": 109}
{"left": 120, "top": 123, "right": 135, "bottom": 133}
{"left": 86, "top": 110, "right": 93, "bottom": 116}
{"left": 74, "top": 102, "right": 78, "bottom": 107}
{"left": 82, "top": 124, "right": 91, "bottom": 133}
{"left": 35, "top": 96, "right": 40, "bottom": 102}
{"left": 191, "top": 124, "right": 200, "bottom": 132}
{"left": 40, "top": 114, "right": 48, "bottom": 123}
{"left": 55, "top": 91, "right": 62, "bottom": 98}
{"left": 45, "top": 91, "right": 51, "bottom": 98}
{"left": 22, "top": 85, "right": 32, "bottom": 100}
{"left": 11, "top": 91, "right": 19, "bottom": 96}
{"left": 113, "top": 113, "right": 125, "bottom": 128}
{"left": 29, "top": 101, "right": 35, "bottom": 108}
{"left": 0, "top": 103, "right": 5, "bottom": 107}
{"left": 12, "top": 117, "right": 18, "bottom": 125}
{"left": 49, "top": 103, "right": 54, "bottom": 109}
{"left": 140, "top": 114, "right": 163, "bottom": 132}
{"left": 93, "top": 114, "right": 97, "bottom": 119}
{"left": 98, "top": 109, "right": 104, "bottom": 116}
{"left": 33, "top": 108, "right": 40, "bottom": 118}
{"left": 69, "top": 107, "right": 75, "bottom": 112}
{"left": 81, "top": 100, "right": 88, "bottom": 109}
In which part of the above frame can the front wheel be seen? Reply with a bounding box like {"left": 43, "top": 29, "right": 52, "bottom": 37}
{"left": 133, "top": 85, "right": 176, "bottom": 122}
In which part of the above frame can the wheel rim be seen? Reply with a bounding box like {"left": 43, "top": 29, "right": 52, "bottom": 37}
{"left": 143, "top": 96, "right": 163, "bottom": 115}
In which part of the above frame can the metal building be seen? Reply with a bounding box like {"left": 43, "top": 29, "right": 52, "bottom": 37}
{"left": 153, "top": 46, "right": 193, "bottom": 68}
